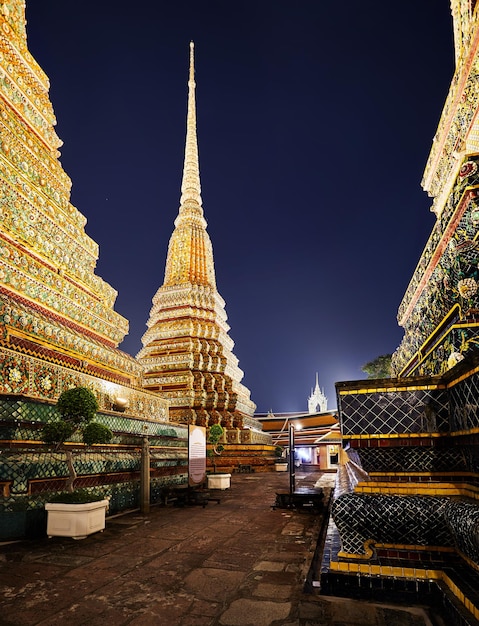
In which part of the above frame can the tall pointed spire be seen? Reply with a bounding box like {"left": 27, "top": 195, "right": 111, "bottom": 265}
{"left": 308, "top": 373, "right": 327, "bottom": 414}
{"left": 138, "top": 43, "right": 258, "bottom": 429}
{"left": 179, "top": 41, "right": 202, "bottom": 208}
{"left": 163, "top": 42, "right": 215, "bottom": 289}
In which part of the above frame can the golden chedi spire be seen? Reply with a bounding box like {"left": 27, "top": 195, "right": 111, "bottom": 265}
{"left": 138, "top": 43, "right": 257, "bottom": 428}
{"left": 164, "top": 42, "right": 215, "bottom": 289}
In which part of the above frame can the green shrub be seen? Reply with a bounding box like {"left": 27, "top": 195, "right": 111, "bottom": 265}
{"left": 83, "top": 422, "right": 113, "bottom": 445}
{"left": 208, "top": 424, "right": 224, "bottom": 444}
{"left": 47, "top": 489, "right": 105, "bottom": 504}
{"left": 40, "top": 387, "right": 113, "bottom": 494}
{"left": 57, "top": 387, "right": 99, "bottom": 425}
{"left": 42, "top": 420, "right": 74, "bottom": 445}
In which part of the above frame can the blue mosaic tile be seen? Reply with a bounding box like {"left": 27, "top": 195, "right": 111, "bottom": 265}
{"left": 357, "top": 447, "right": 467, "bottom": 473}
{"left": 339, "top": 388, "right": 450, "bottom": 436}
{"left": 449, "top": 371, "right": 479, "bottom": 431}
{"left": 332, "top": 493, "right": 454, "bottom": 556}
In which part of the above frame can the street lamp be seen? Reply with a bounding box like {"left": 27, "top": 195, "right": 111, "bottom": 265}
{"left": 289, "top": 422, "right": 295, "bottom": 495}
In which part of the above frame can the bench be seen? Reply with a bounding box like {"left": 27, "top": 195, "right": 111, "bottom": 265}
{"left": 273, "top": 489, "right": 324, "bottom": 512}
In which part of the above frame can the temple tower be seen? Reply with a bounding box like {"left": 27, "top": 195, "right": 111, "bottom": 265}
{"left": 0, "top": 0, "right": 167, "bottom": 420}
{"left": 137, "top": 43, "right": 257, "bottom": 429}
{"left": 0, "top": 0, "right": 133, "bottom": 378}
{"left": 392, "top": 1, "right": 479, "bottom": 376}
{"left": 308, "top": 373, "right": 327, "bottom": 414}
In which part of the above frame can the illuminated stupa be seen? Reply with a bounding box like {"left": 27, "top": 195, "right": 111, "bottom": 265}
{"left": 137, "top": 42, "right": 258, "bottom": 429}
{"left": 0, "top": 0, "right": 167, "bottom": 420}
{"left": 392, "top": 1, "right": 479, "bottom": 376}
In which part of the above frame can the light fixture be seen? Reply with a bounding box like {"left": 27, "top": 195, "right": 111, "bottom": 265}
{"left": 113, "top": 396, "right": 129, "bottom": 412}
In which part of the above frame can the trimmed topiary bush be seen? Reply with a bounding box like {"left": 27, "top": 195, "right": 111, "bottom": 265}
{"left": 41, "top": 387, "right": 113, "bottom": 493}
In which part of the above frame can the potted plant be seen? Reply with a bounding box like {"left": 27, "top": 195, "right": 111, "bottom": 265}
{"left": 42, "top": 387, "right": 113, "bottom": 539}
{"left": 206, "top": 424, "right": 231, "bottom": 489}
{"left": 274, "top": 445, "right": 288, "bottom": 471}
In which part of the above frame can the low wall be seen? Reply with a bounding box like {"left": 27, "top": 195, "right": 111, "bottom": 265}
{"left": 326, "top": 356, "right": 479, "bottom": 622}
{"left": 0, "top": 395, "right": 188, "bottom": 539}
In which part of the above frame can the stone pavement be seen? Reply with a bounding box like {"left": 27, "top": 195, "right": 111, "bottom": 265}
{"left": 0, "top": 470, "right": 437, "bottom": 625}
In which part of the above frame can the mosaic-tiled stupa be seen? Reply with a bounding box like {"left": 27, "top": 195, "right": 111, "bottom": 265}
{"left": 392, "top": 0, "right": 479, "bottom": 377}
{"left": 137, "top": 43, "right": 263, "bottom": 437}
{"left": 0, "top": 0, "right": 187, "bottom": 540}
{"left": 0, "top": 0, "right": 143, "bottom": 398}
{"left": 323, "top": 4, "right": 479, "bottom": 622}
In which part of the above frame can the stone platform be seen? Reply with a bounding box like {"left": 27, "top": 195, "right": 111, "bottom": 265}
{"left": 0, "top": 470, "right": 436, "bottom": 625}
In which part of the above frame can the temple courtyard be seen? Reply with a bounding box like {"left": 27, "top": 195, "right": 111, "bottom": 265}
{"left": 1, "top": 469, "right": 438, "bottom": 626}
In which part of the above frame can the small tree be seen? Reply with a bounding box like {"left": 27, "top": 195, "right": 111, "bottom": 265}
{"left": 42, "top": 387, "right": 113, "bottom": 493}
{"left": 207, "top": 424, "right": 224, "bottom": 473}
{"left": 361, "top": 354, "right": 392, "bottom": 379}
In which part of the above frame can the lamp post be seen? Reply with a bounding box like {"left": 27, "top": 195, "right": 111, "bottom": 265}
{"left": 140, "top": 427, "right": 150, "bottom": 514}
{"left": 289, "top": 422, "right": 295, "bottom": 496}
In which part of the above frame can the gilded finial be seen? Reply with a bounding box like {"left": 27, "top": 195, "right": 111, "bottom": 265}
{"left": 189, "top": 41, "right": 195, "bottom": 84}
{"left": 179, "top": 39, "right": 201, "bottom": 209}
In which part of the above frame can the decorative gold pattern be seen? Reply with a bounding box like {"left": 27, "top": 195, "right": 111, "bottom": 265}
{"left": 0, "top": 1, "right": 128, "bottom": 347}
{"left": 0, "top": 344, "right": 168, "bottom": 421}
{"left": 394, "top": 3, "right": 479, "bottom": 375}
{"left": 0, "top": 1, "right": 170, "bottom": 423}
{"left": 423, "top": 5, "right": 479, "bottom": 215}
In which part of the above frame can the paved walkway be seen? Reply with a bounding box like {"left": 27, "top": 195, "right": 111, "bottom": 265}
{"left": 0, "top": 470, "right": 436, "bottom": 625}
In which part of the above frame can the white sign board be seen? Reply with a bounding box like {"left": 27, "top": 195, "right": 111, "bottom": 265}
{"left": 188, "top": 425, "right": 206, "bottom": 486}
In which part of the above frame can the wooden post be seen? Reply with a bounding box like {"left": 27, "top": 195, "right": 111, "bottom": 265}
{"left": 140, "top": 436, "right": 150, "bottom": 514}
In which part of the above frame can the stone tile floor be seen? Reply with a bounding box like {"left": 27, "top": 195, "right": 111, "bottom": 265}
{"left": 0, "top": 470, "right": 438, "bottom": 625}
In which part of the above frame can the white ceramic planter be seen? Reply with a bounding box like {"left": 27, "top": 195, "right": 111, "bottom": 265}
{"left": 45, "top": 499, "right": 109, "bottom": 540}
{"left": 275, "top": 462, "right": 288, "bottom": 472}
{"left": 207, "top": 473, "right": 231, "bottom": 490}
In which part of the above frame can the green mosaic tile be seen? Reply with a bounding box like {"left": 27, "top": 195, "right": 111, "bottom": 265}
{"left": 0, "top": 395, "right": 189, "bottom": 537}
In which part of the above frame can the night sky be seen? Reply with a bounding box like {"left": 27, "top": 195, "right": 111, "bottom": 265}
{"left": 24, "top": 2, "right": 454, "bottom": 413}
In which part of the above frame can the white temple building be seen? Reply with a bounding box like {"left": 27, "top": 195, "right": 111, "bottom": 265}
{"left": 308, "top": 373, "right": 328, "bottom": 414}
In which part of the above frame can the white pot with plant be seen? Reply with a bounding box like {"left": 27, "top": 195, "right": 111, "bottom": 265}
{"left": 42, "top": 387, "right": 113, "bottom": 539}
{"left": 274, "top": 445, "right": 288, "bottom": 471}
{"left": 206, "top": 424, "right": 231, "bottom": 489}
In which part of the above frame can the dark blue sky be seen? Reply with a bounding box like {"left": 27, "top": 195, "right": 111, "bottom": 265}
{"left": 25, "top": 2, "right": 454, "bottom": 413}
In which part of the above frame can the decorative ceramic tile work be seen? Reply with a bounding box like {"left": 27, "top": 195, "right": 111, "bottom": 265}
{"left": 449, "top": 369, "right": 479, "bottom": 431}
{"left": 331, "top": 357, "right": 479, "bottom": 626}
{"left": 332, "top": 493, "right": 454, "bottom": 556}
{"left": 358, "top": 446, "right": 467, "bottom": 473}
{"left": 325, "top": 8, "right": 479, "bottom": 621}
{"left": 1, "top": 449, "right": 187, "bottom": 494}
{"left": 0, "top": 293, "right": 140, "bottom": 379}
{"left": 339, "top": 387, "right": 449, "bottom": 436}
{"left": 0, "top": 346, "right": 168, "bottom": 421}
{"left": 0, "top": 6, "right": 132, "bottom": 354}
{"left": 393, "top": 155, "right": 479, "bottom": 377}
{"left": 445, "top": 500, "right": 479, "bottom": 564}
{"left": 0, "top": 396, "right": 187, "bottom": 445}
{"left": 0, "top": 2, "right": 190, "bottom": 541}
{"left": 0, "top": 396, "right": 188, "bottom": 539}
